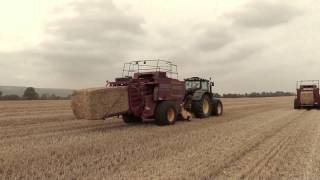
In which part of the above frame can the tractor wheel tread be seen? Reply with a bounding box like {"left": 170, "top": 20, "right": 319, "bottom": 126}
{"left": 192, "top": 95, "right": 212, "bottom": 118}
{"left": 213, "top": 99, "right": 223, "bottom": 116}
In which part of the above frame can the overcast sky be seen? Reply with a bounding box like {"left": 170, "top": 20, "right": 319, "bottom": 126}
{"left": 0, "top": 0, "right": 319, "bottom": 93}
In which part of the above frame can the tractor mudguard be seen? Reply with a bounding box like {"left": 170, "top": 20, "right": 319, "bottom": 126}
{"left": 191, "top": 91, "right": 207, "bottom": 101}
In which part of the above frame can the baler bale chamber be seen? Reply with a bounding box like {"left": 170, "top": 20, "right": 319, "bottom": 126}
{"left": 294, "top": 80, "right": 320, "bottom": 109}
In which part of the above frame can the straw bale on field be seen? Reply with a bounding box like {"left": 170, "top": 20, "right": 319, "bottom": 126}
{"left": 71, "top": 87, "right": 129, "bottom": 120}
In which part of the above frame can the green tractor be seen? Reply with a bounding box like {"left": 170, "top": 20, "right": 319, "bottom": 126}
{"left": 184, "top": 77, "right": 223, "bottom": 118}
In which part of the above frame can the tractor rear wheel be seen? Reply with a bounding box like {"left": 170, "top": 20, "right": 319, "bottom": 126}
{"left": 192, "top": 95, "right": 212, "bottom": 118}
{"left": 155, "top": 101, "right": 178, "bottom": 126}
{"left": 294, "top": 98, "right": 300, "bottom": 109}
{"left": 213, "top": 100, "right": 223, "bottom": 116}
{"left": 122, "top": 114, "right": 142, "bottom": 124}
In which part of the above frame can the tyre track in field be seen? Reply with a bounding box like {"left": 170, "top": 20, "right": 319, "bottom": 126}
{"left": 0, "top": 113, "right": 74, "bottom": 127}
{"left": 4, "top": 97, "right": 320, "bottom": 180}
{"left": 0, "top": 120, "right": 124, "bottom": 142}
{"left": 86, "top": 111, "right": 288, "bottom": 180}
{"left": 0, "top": 99, "right": 281, "bottom": 145}
{"left": 213, "top": 110, "right": 320, "bottom": 179}
{"left": 263, "top": 110, "right": 320, "bottom": 179}
{"left": 0, "top": 99, "right": 287, "bottom": 180}
{"left": 246, "top": 111, "right": 317, "bottom": 179}
{"left": 0, "top": 105, "right": 277, "bottom": 156}
{"left": 217, "top": 111, "right": 307, "bottom": 179}
{"left": 304, "top": 113, "right": 320, "bottom": 179}
{"left": 102, "top": 109, "right": 299, "bottom": 180}
{"left": 0, "top": 110, "right": 71, "bottom": 119}
{"left": 203, "top": 110, "right": 306, "bottom": 179}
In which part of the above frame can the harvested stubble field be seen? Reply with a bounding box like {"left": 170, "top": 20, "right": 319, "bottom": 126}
{"left": 1, "top": 97, "right": 320, "bottom": 180}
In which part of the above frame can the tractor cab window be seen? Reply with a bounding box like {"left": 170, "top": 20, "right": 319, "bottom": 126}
{"left": 201, "top": 81, "right": 209, "bottom": 91}
{"left": 186, "top": 81, "right": 201, "bottom": 89}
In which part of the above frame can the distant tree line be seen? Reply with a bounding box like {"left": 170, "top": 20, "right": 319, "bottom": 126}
{"left": 39, "top": 93, "right": 72, "bottom": 100}
{"left": 213, "top": 91, "right": 295, "bottom": 98}
{"left": 0, "top": 87, "right": 71, "bottom": 101}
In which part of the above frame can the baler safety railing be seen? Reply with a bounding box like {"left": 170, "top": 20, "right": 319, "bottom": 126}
{"left": 121, "top": 60, "right": 179, "bottom": 79}
{"left": 296, "top": 80, "right": 320, "bottom": 89}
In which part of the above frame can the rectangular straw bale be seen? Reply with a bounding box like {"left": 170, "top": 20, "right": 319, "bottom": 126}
{"left": 300, "top": 91, "right": 314, "bottom": 105}
{"left": 71, "top": 87, "right": 129, "bottom": 120}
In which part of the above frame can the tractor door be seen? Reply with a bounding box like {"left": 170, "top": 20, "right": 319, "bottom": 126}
{"left": 201, "top": 81, "right": 209, "bottom": 92}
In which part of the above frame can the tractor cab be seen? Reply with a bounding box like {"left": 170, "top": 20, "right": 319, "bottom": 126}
{"left": 185, "top": 77, "right": 214, "bottom": 95}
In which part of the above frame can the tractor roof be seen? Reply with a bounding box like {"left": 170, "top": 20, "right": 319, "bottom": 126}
{"left": 185, "top": 77, "right": 210, "bottom": 82}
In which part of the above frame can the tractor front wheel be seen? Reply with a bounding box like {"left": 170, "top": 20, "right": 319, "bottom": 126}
{"left": 155, "top": 101, "right": 178, "bottom": 126}
{"left": 213, "top": 100, "right": 223, "bottom": 116}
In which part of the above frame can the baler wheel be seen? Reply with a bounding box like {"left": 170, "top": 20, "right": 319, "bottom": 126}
{"left": 294, "top": 98, "right": 300, "bottom": 109}
{"left": 155, "top": 101, "right": 178, "bottom": 126}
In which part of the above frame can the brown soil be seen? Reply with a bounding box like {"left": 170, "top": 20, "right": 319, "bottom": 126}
{"left": 1, "top": 97, "right": 320, "bottom": 180}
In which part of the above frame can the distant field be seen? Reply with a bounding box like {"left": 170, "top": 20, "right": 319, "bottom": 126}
{"left": 1, "top": 97, "right": 320, "bottom": 179}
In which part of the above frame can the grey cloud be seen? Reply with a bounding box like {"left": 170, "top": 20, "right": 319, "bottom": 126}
{"left": 214, "top": 43, "right": 265, "bottom": 64}
{"left": 167, "top": 40, "right": 266, "bottom": 88}
{"left": 0, "top": 0, "right": 145, "bottom": 88}
{"left": 48, "top": 1, "right": 144, "bottom": 41}
{"left": 34, "top": 0, "right": 145, "bottom": 87}
{"left": 194, "top": 28, "right": 234, "bottom": 52}
{"left": 227, "top": 1, "right": 301, "bottom": 28}
{"left": 1, "top": 0, "right": 315, "bottom": 93}
{"left": 0, "top": 51, "right": 42, "bottom": 86}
